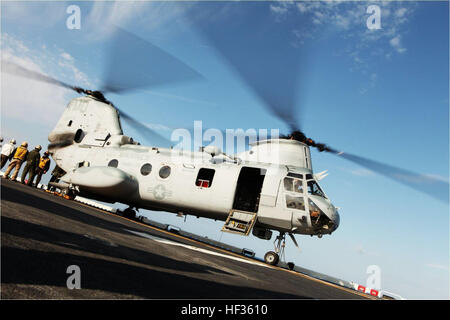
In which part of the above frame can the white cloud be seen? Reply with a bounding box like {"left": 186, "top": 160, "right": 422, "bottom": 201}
{"left": 85, "top": 1, "right": 192, "bottom": 40}
{"left": 389, "top": 35, "right": 407, "bottom": 53}
{"left": 395, "top": 7, "right": 408, "bottom": 18}
{"left": 281, "top": 1, "right": 416, "bottom": 61}
{"left": 60, "top": 52, "right": 74, "bottom": 62}
{"left": 270, "top": 4, "right": 288, "bottom": 15}
{"left": 425, "top": 264, "right": 450, "bottom": 272}
{"left": 335, "top": 14, "right": 351, "bottom": 29}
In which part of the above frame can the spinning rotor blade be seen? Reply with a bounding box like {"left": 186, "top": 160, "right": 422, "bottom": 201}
{"left": 3, "top": 25, "right": 205, "bottom": 148}
{"left": 189, "top": 3, "right": 308, "bottom": 132}
{"left": 329, "top": 150, "right": 449, "bottom": 204}
{"left": 289, "top": 133, "right": 449, "bottom": 203}
{"left": 2, "top": 60, "right": 86, "bottom": 94}
{"left": 188, "top": 4, "right": 448, "bottom": 204}
{"left": 116, "top": 107, "right": 173, "bottom": 148}
{"left": 101, "top": 26, "right": 203, "bottom": 94}
{"left": 290, "top": 133, "right": 449, "bottom": 203}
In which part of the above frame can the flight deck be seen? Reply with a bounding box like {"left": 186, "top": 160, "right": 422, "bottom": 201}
{"left": 1, "top": 178, "right": 369, "bottom": 299}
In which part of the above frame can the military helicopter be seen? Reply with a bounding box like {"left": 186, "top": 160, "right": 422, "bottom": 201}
{"left": 3, "top": 23, "right": 447, "bottom": 266}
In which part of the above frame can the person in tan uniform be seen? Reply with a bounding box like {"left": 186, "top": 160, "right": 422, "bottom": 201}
{"left": 3, "top": 141, "right": 29, "bottom": 181}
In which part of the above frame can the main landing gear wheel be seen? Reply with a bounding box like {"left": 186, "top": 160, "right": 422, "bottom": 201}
{"left": 123, "top": 208, "right": 136, "bottom": 219}
{"left": 264, "top": 251, "right": 279, "bottom": 266}
{"left": 264, "top": 231, "right": 290, "bottom": 266}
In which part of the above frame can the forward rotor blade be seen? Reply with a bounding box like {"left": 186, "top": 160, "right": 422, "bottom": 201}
{"left": 189, "top": 2, "right": 309, "bottom": 132}
{"left": 288, "top": 134, "right": 448, "bottom": 203}
{"left": 329, "top": 150, "right": 449, "bottom": 204}
{"left": 101, "top": 27, "right": 204, "bottom": 94}
{"left": 116, "top": 107, "right": 173, "bottom": 148}
{"left": 1, "top": 60, "right": 84, "bottom": 93}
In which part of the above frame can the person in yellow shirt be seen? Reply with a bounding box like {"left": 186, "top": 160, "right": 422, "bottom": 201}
{"left": 33, "top": 151, "right": 51, "bottom": 187}
{"left": 3, "top": 141, "right": 28, "bottom": 181}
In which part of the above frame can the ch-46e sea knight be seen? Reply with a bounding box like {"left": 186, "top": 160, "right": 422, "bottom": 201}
{"left": 3, "top": 25, "right": 447, "bottom": 266}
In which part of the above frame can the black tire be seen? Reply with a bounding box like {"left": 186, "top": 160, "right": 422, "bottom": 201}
{"left": 123, "top": 208, "right": 136, "bottom": 219}
{"left": 264, "top": 251, "right": 279, "bottom": 266}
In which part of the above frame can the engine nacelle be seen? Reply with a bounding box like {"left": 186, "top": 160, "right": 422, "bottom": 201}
{"left": 239, "top": 139, "right": 313, "bottom": 169}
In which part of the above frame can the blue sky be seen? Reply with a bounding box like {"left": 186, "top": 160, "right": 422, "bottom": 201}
{"left": 1, "top": 1, "right": 448, "bottom": 299}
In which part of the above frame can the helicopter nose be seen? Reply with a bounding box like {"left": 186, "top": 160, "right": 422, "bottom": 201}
{"left": 331, "top": 209, "right": 340, "bottom": 232}
{"left": 327, "top": 205, "right": 340, "bottom": 232}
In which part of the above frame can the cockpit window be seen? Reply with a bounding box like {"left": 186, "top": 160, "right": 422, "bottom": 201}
{"left": 284, "top": 177, "right": 293, "bottom": 192}
{"left": 284, "top": 177, "right": 303, "bottom": 194}
{"left": 294, "top": 179, "right": 304, "bottom": 193}
{"left": 307, "top": 180, "right": 326, "bottom": 198}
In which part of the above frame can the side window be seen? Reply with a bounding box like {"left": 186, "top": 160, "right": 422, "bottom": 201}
{"left": 74, "top": 129, "right": 84, "bottom": 143}
{"left": 284, "top": 176, "right": 305, "bottom": 211}
{"left": 108, "top": 159, "right": 118, "bottom": 168}
{"left": 196, "top": 168, "right": 215, "bottom": 188}
{"left": 284, "top": 177, "right": 303, "bottom": 194}
{"left": 285, "top": 194, "right": 305, "bottom": 211}
{"left": 159, "top": 165, "right": 171, "bottom": 179}
{"left": 307, "top": 180, "right": 326, "bottom": 198}
{"left": 140, "top": 163, "right": 152, "bottom": 176}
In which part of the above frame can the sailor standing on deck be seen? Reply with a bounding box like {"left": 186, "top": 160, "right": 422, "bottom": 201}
{"left": 3, "top": 141, "right": 29, "bottom": 181}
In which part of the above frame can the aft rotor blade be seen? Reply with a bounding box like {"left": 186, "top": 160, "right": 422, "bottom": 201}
{"left": 329, "top": 150, "right": 449, "bottom": 204}
{"left": 116, "top": 107, "right": 173, "bottom": 148}
{"left": 101, "top": 27, "right": 204, "bottom": 94}
{"left": 1, "top": 60, "right": 85, "bottom": 94}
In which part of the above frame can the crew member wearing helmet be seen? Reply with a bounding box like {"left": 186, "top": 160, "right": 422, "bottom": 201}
{"left": 3, "top": 141, "right": 29, "bottom": 181}
{"left": 21, "top": 145, "right": 42, "bottom": 185}
{"left": 33, "top": 150, "right": 51, "bottom": 187}
{"left": 1, "top": 139, "right": 16, "bottom": 169}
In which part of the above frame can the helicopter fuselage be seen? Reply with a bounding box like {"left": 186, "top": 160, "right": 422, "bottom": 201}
{"left": 49, "top": 96, "right": 340, "bottom": 239}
